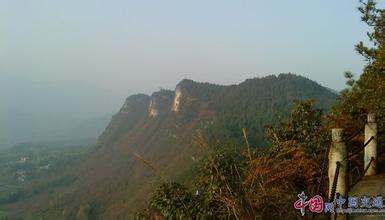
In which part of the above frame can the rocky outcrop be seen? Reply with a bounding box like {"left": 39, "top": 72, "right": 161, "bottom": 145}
{"left": 148, "top": 99, "right": 159, "bottom": 117}
{"left": 24, "top": 74, "right": 339, "bottom": 220}
{"left": 171, "top": 86, "right": 182, "bottom": 112}
{"left": 149, "top": 90, "right": 174, "bottom": 117}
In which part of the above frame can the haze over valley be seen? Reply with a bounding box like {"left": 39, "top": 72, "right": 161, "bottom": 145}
{"left": 1, "top": 0, "right": 383, "bottom": 219}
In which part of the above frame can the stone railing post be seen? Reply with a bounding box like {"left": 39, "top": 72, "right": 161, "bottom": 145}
{"left": 329, "top": 128, "right": 348, "bottom": 220}
{"left": 364, "top": 113, "right": 377, "bottom": 176}
{"left": 329, "top": 128, "right": 348, "bottom": 199}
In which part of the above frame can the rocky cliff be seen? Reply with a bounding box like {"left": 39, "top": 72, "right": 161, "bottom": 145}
{"left": 7, "top": 74, "right": 339, "bottom": 219}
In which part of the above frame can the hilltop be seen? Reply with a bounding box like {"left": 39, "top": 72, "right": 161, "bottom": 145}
{"left": 0, "top": 74, "right": 338, "bottom": 219}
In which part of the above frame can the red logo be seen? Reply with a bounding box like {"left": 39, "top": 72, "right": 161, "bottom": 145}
{"left": 294, "top": 192, "right": 324, "bottom": 216}
{"left": 309, "top": 195, "right": 324, "bottom": 213}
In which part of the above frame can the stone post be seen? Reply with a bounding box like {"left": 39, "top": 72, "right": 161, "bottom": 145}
{"left": 329, "top": 128, "right": 348, "bottom": 198}
{"left": 329, "top": 128, "right": 348, "bottom": 220}
{"left": 364, "top": 113, "right": 377, "bottom": 176}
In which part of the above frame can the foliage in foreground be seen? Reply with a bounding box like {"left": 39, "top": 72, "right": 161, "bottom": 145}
{"left": 138, "top": 101, "right": 329, "bottom": 219}
{"left": 139, "top": 1, "right": 385, "bottom": 219}
{"left": 335, "top": 0, "right": 385, "bottom": 143}
{"left": 138, "top": 1, "right": 385, "bottom": 218}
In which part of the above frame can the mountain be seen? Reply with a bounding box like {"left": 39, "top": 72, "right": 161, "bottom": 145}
{"left": 0, "top": 74, "right": 338, "bottom": 219}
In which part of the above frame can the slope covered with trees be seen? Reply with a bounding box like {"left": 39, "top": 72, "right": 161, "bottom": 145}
{"left": 3, "top": 1, "right": 384, "bottom": 219}
{"left": 0, "top": 73, "right": 338, "bottom": 219}
{"left": 139, "top": 1, "right": 385, "bottom": 219}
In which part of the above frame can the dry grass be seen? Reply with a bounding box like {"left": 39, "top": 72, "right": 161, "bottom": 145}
{"left": 243, "top": 140, "right": 322, "bottom": 219}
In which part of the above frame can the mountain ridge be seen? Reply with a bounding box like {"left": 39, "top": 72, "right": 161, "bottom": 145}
{"left": 0, "top": 73, "right": 339, "bottom": 219}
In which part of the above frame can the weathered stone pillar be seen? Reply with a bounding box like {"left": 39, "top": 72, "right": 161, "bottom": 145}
{"left": 329, "top": 128, "right": 348, "bottom": 220}
{"left": 329, "top": 128, "right": 348, "bottom": 197}
{"left": 364, "top": 113, "right": 377, "bottom": 176}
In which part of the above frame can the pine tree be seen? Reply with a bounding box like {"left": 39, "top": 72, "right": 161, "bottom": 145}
{"left": 336, "top": 0, "right": 385, "bottom": 141}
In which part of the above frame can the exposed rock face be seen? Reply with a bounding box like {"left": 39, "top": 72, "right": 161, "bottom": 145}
{"left": 172, "top": 86, "right": 182, "bottom": 112}
{"left": 20, "top": 74, "right": 339, "bottom": 220}
{"left": 148, "top": 90, "right": 174, "bottom": 117}
{"left": 148, "top": 98, "right": 159, "bottom": 117}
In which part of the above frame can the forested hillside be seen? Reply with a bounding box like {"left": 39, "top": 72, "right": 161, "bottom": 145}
{"left": 0, "top": 74, "right": 337, "bottom": 219}
{"left": 139, "top": 1, "right": 385, "bottom": 219}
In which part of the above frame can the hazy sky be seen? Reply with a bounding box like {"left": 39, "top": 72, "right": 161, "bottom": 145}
{"left": 0, "top": 0, "right": 378, "bottom": 115}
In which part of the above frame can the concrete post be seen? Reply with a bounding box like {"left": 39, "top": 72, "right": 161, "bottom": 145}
{"left": 329, "top": 128, "right": 348, "bottom": 220}
{"left": 364, "top": 113, "right": 377, "bottom": 176}
{"left": 329, "top": 128, "right": 348, "bottom": 198}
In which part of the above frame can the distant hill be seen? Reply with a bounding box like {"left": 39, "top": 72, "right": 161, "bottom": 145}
{"left": 0, "top": 74, "right": 338, "bottom": 219}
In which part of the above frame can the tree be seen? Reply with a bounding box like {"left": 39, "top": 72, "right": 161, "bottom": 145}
{"left": 267, "top": 100, "right": 329, "bottom": 154}
{"left": 336, "top": 0, "right": 385, "bottom": 142}
{"left": 147, "top": 182, "right": 194, "bottom": 219}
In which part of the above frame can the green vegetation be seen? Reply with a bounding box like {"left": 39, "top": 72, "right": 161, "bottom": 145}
{"left": 335, "top": 0, "right": 385, "bottom": 143}
{"left": 207, "top": 74, "right": 336, "bottom": 147}
{"left": 267, "top": 100, "right": 330, "bottom": 154}
{"left": 140, "top": 101, "right": 328, "bottom": 219}
{"left": 139, "top": 1, "right": 385, "bottom": 219}
{"left": 0, "top": 73, "right": 337, "bottom": 219}
{"left": 0, "top": 141, "right": 91, "bottom": 219}
{"left": 12, "top": 2, "right": 385, "bottom": 219}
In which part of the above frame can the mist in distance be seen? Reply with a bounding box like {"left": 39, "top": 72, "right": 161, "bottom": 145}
{"left": 0, "top": 0, "right": 374, "bottom": 148}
